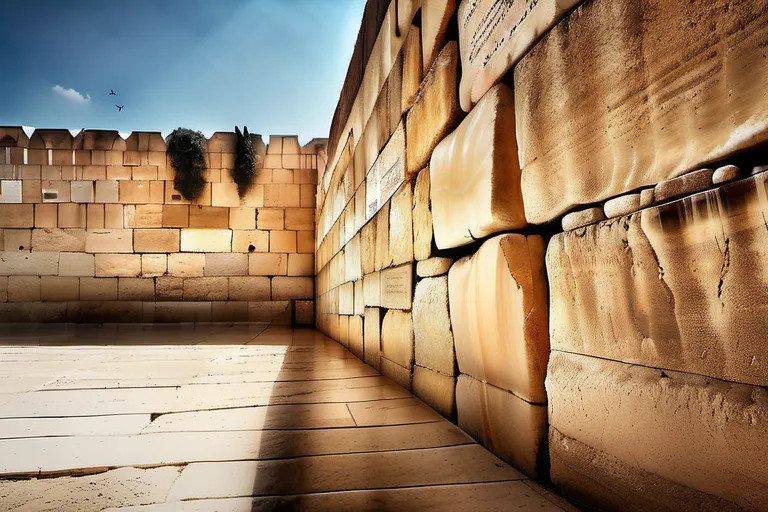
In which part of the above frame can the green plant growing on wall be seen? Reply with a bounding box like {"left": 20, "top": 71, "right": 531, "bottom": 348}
{"left": 232, "top": 126, "right": 257, "bottom": 198}
{"left": 167, "top": 128, "right": 207, "bottom": 201}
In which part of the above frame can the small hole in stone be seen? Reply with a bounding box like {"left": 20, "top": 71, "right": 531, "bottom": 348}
{"left": 248, "top": 244, "right": 256, "bottom": 252}
{"left": 18, "top": 246, "right": 23, "bottom": 251}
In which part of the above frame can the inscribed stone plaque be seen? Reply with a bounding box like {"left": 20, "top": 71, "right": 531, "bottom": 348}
{"left": 380, "top": 263, "right": 413, "bottom": 310}
{"left": 457, "top": 0, "right": 582, "bottom": 111}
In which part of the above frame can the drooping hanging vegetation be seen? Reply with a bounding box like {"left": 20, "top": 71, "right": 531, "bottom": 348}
{"left": 167, "top": 128, "right": 207, "bottom": 201}
{"left": 232, "top": 126, "right": 257, "bottom": 198}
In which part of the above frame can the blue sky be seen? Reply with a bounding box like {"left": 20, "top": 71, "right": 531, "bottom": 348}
{"left": 0, "top": 0, "right": 366, "bottom": 144}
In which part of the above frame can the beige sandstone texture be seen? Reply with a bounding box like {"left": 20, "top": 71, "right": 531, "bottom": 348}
{"left": 456, "top": 374, "right": 548, "bottom": 479}
{"left": 413, "top": 365, "right": 455, "bottom": 419}
{"left": 413, "top": 276, "right": 454, "bottom": 376}
{"left": 430, "top": 84, "right": 525, "bottom": 249}
{"left": 546, "top": 351, "right": 768, "bottom": 510}
{"left": 549, "top": 429, "right": 743, "bottom": 512}
{"left": 449, "top": 234, "right": 549, "bottom": 403}
{"left": 457, "top": 0, "right": 582, "bottom": 111}
{"left": 515, "top": 0, "right": 768, "bottom": 224}
{"left": 406, "top": 41, "right": 463, "bottom": 176}
{"left": 547, "top": 173, "right": 768, "bottom": 386}
{"left": 421, "top": 0, "right": 457, "bottom": 74}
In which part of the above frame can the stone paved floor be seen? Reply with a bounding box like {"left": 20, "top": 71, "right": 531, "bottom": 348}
{"left": 0, "top": 324, "right": 573, "bottom": 511}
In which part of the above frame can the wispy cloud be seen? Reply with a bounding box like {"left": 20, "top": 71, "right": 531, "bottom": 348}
{"left": 52, "top": 85, "right": 91, "bottom": 104}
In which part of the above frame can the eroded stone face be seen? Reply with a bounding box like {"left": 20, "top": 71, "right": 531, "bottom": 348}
{"left": 547, "top": 173, "right": 768, "bottom": 387}
{"left": 547, "top": 351, "right": 768, "bottom": 510}
{"left": 430, "top": 84, "right": 525, "bottom": 249}
{"left": 515, "top": 0, "right": 768, "bottom": 224}
{"left": 448, "top": 234, "right": 549, "bottom": 403}
{"left": 413, "top": 276, "right": 454, "bottom": 376}
{"left": 457, "top": 0, "right": 582, "bottom": 111}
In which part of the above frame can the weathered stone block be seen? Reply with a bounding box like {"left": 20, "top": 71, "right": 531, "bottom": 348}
{"left": 228, "top": 276, "right": 271, "bottom": 301}
{"left": 134, "top": 229, "right": 180, "bottom": 253}
{"left": 515, "top": 0, "right": 768, "bottom": 223}
{"left": 8, "top": 276, "right": 41, "bottom": 302}
{"left": 406, "top": 41, "right": 463, "bottom": 177}
{"left": 162, "top": 205, "right": 189, "bottom": 228}
{"left": 256, "top": 208, "right": 284, "bottom": 230}
{"left": 141, "top": 254, "right": 167, "bottom": 277}
{"left": 118, "top": 181, "right": 151, "bottom": 203}
{"left": 248, "top": 253, "right": 287, "bottom": 276}
{"left": 287, "top": 253, "right": 313, "bottom": 276}
{"left": 34, "top": 204, "right": 57, "bottom": 228}
{"left": 547, "top": 173, "right": 768, "bottom": 386}
{"left": 183, "top": 277, "right": 228, "bottom": 301}
{"left": 229, "top": 207, "right": 256, "bottom": 230}
{"left": 167, "top": 253, "right": 205, "bottom": 277}
{"left": 338, "top": 282, "right": 354, "bottom": 315}
{"left": 79, "top": 277, "right": 118, "bottom": 300}
{"left": 204, "top": 253, "right": 248, "bottom": 276}
{"left": 85, "top": 229, "right": 132, "bottom": 253}
{"left": 180, "top": 229, "right": 232, "bottom": 252}
{"left": 413, "top": 276, "right": 454, "bottom": 375}
{"left": 134, "top": 205, "right": 163, "bottom": 228}
{"left": 58, "top": 253, "right": 94, "bottom": 277}
{"left": 363, "top": 271, "right": 381, "bottom": 307}
{"left": 295, "top": 300, "right": 314, "bottom": 325}
{"left": 31, "top": 228, "right": 86, "bottom": 252}
{"left": 0, "top": 252, "right": 58, "bottom": 276}
{"left": 95, "top": 254, "right": 141, "bottom": 277}
{"left": 412, "top": 168, "right": 433, "bottom": 260}
{"left": 271, "top": 276, "right": 313, "bottom": 300}
{"left": 189, "top": 206, "right": 229, "bottom": 228}
{"left": 86, "top": 204, "right": 104, "bottom": 229}
{"left": 118, "top": 278, "right": 155, "bottom": 300}
{"left": 449, "top": 234, "right": 549, "bottom": 403}
{"left": 70, "top": 181, "right": 94, "bottom": 203}
{"left": 380, "top": 264, "right": 413, "bottom": 310}
{"left": 413, "top": 365, "right": 455, "bottom": 419}
{"left": 381, "top": 309, "right": 414, "bottom": 370}
{"left": 155, "top": 277, "right": 184, "bottom": 301}
{"left": 547, "top": 351, "right": 768, "bottom": 510}
{"left": 58, "top": 203, "right": 87, "bottom": 228}
{"left": 348, "top": 314, "right": 364, "bottom": 359}
{"left": 416, "top": 257, "right": 452, "bottom": 278}
{"left": 456, "top": 374, "right": 548, "bottom": 479}
{"left": 421, "top": 0, "right": 457, "bottom": 74}
{"left": 561, "top": 207, "right": 605, "bottom": 231}
{"left": 389, "top": 182, "right": 414, "bottom": 266}
{"left": 431, "top": 84, "right": 524, "bottom": 249}
{"left": 104, "top": 204, "right": 123, "bottom": 229}
{"left": 3, "top": 229, "right": 30, "bottom": 252}
{"left": 270, "top": 231, "right": 297, "bottom": 253}
{"left": 363, "top": 307, "right": 381, "bottom": 371}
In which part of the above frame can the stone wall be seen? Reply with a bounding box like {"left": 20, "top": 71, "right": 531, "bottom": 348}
{"left": 316, "top": 0, "right": 768, "bottom": 509}
{"left": 0, "top": 127, "right": 325, "bottom": 323}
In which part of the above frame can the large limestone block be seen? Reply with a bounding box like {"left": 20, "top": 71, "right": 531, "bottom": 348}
{"left": 547, "top": 173, "right": 768, "bottom": 387}
{"left": 348, "top": 315, "right": 364, "bottom": 360}
{"left": 449, "top": 234, "right": 548, "bottom": 403}
{"left": 363, "top": 307, "right": 382, "bottom": 371}
{"left": 456, "top": 374, "right": 548, "bottom": 479}
{"left": 380, "top": 309, "right": 414, "bottom": 370}
{"left": 405, "top": 41, "right": 463, "bottom": 177}
{"left": 431, "top": 84, "right": 524, "bottom": 249}
{"left": 388, "top": 182, "right": 414, "bottom": 266}
{"left": 515, "top": 0, "right": 768, "bottom": 224}
{"left": 547, "top": 351, "right": 768, "bottom": 510}
{"left": 413, "top": 365, "right": 455, "bottom": 419}
{"left": 380, "top": 263, "right": 413, "bottom": 310}
{"left": 457, "top": 0, "right": 581, "bottom": 111}
{"left": 550, "top": 429, "right": 742, "bottom": 512}
{"left": 413, "top": 276, "right": 454, "bottom": 375}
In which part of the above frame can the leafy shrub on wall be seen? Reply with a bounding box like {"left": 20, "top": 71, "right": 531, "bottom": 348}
{"left": 232, "top": 126, "right": 258, "bottom": 198}
{"left": 167, "top": 128, "right": 207, "bottom": 201}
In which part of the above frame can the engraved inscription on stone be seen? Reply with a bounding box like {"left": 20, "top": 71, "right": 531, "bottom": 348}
{"left": 380, "top": 263, "right": 413, "bottom": 310}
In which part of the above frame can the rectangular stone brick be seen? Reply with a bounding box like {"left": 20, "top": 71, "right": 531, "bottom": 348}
{"left": 287, "top": 253, "right": 313, "bottom": 276}
{"left": 0, "top": 180, "right": 22, "bottom": 204}
{"left": 79, "top": 277, "right": 118, "bottom": 300}
{"left": 70, "top": 181, "right": 95, "bottom": 203}
{"left": 204, "top": 253, "right": 248, "bottom": 276}
{"left": 270, "top": 231, "right": 296, "bottom": 253}
{"left": 58, "top": 253, "right": 94, "bottom": 277}
{"left": 183, "top": 277, "right": 228, "bottom": 301}
{"left": 131, "top": 165, "right": 157, "bottom": 180}
{"left": 180, "top": 229, "right": 232, "bottom": 252}
{"left": 0, "top": 204, "right": 33, "bottom": 228}
{"left": 414, "top": 276, "right": 455, "bottom": 376}
{"left": 85, "top": 229, "right": 133, "bottom": 253}
{"left": 167, "top": 253, "right": 205, "bottom": 277}
{"left": 149, "top": 181, "right": 164, "bottom": 203}
{"left": 134, "top": 228, "right": 180, "bottom": 253}
{"left": 86, "top": 204, "right": 104, "bottom": 229}
{"left": 0, "top": 252, "right": 58, "bottom": 276}
{"left": 256, "top": 208, "right": 284, "bottom": 230}
{"left": 107, "top": 166, "right": 132, "bottom": 180}
{"left": 413, "top": 168, "right": 432, "bottom": 260}
{"left": 80, "top": 165, "right": 106, "bottom": 180}
{"left": 189, "top": 206, "right": 229, "bottom": 228}
{"left": 449, "top": 234, "right": 548, "bottom": 404}
{"left": 141, "top": 254, "right": 167, "bottom": 277}
{"left": 162, "top": 205, "right": 189, "bottom": 228}
{"left": 297, "top": 231, "right": 314, "bottom": 254}
{"left": 119, "top": 181, "right": 150, "bottom": 203}
{"left": 95, "top": 254, "right": 141, "bottom": 277}
{"left": 431, "top": 84, "right": 525, "bottom": 249}
{"left": 58, "top": 203, "right": 86, "bottom": 228}
{"left": 248, "top": 253, "right": 287, "bottom": 276}
{"left": 380, "top": 264, "right": 413, "bottom": 310}
{"left": 40, "top": 276, "right": 79, "bottom": 301}
{"left": 389, "top": 182, "right": 414, "bottom": 266}
{"left": 413, "top": 365, "right": 455, "bottom": 419}
{"left": 284, "top": 208, "right": 314, "bottom": 231}
{"left": 364, "top": 307, "right": 382, "bottom": 370}
{"left": 211, "top": 182, "right": 240, "bottom": 207}
{"left": 4, "top": 229, "right": 31, "bottom": 252}
{"left": 133, "top": 205, "right": 163, "bottom": 228}
{"left": 271, "top": 276, "right": 313, "bottom": 300}
{"left": 118, "top": 278, "right": 155, "bottom": 300}
{"left": 22, "top": 180, "right": 41, "bottom": 203}
{"left": 232, "top": 230, "right": 269, "bottom": 253}
{"left": 34, "top": 204, "right": 57, "bottom": 228}
{"left": 228, "top": 276, "right": 271, "bottom": 301}
{"left": 229, "top": 207, "right": 256, "bottom": 230}
{"left": 8, "top": 276, "right": 41, "bottom": 301}
{"left": 104, "top": 204, "right": 123, "bottom": 228}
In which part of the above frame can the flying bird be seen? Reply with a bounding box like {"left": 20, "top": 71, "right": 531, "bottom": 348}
{"left": 115, "top": 104, "right": 124, "bottom": 112}
{"left": 109, "top": 90, "right": 117, "bottom": 95}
